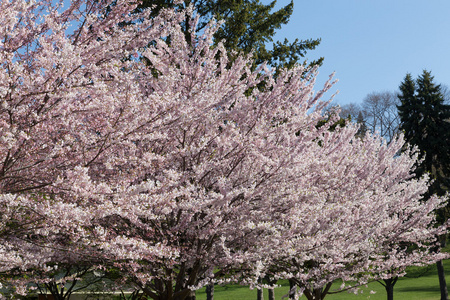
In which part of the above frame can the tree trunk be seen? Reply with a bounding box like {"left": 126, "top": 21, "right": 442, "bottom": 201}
{"left": 313, "top": 288, "right": 322, "bottom": 300}
{"left": 257, "top": 288, "right": 264, "bottom": 300}
{"left": 268, "top": 288, "right": 275, "bottom": 300}
{"left": 288, "top": 279, "right": 296, "bottom": 299}
{"left": 206, "top": 283, "right": 214, "bottom": 300}
{"left": 45, "top": 282, "right": 70, "bottom": 300}
{"left": 303, "top": 287, "right": 324, "bottom": 300}
{"left": 302, "top": 282, "right": 333, "bottom": 300}
{"left": 437, "top": 260, "right": 449, "bottom": 300}
{"left": 185, "top": 290, "right": 196, "bottom": 300}
{"left": 437, "top": 234, "right": 449, "bottom": 300}
{"left": 383, "top": 277, "right": 397, "bottom": 300}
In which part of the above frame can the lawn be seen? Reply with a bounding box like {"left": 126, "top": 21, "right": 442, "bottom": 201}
{"left": 195, "top": 260, "right": 448, "bottom": 299}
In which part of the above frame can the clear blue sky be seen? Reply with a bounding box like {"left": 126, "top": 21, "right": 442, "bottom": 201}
{"left": 265, "top": 0, "right": 450, "bottom": 106}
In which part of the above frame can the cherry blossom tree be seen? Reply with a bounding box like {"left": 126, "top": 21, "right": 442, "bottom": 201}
{"left": 85, "top": 19, "right": 447, "bottom": 300}
{"left": 83, "top": 25, "right": 337, "bottom": 300}
{"left": 257, "top": 127, "right": 448, "bottom": 300}
{"left": 0, "top": 1, "right": 447, "bottom": 300}
{"left": 0, "top": 0, "right": 180, "bottom": 296}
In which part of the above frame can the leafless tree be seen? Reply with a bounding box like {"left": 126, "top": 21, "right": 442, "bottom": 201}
{"left": 440, "top": 84, "right": 450, "bottom": 104}
{"left": 337, "top": 91, "right": 400, "bottom": 142}
{"left": 338, "top": 102, "right": 361, "bottom": 121}
{"left": 361, "top": 91, "right": 400, "bottom": 142}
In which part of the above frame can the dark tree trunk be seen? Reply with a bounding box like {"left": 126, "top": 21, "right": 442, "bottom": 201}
{"left": 313, "top": 288, "right": 322, "bottom": 300}
{"left": 437, "top": 234, "right": 449, "bottom": 300}
{"left": 268, "top": 288, "right": 275, "bottom": 300}
{"left": 437, "top": 260, "right": 449, "bottom": 300}
{"left": 257, "top": 276, "right": 264, "bottom": 300}
{"left": 206, "top": 283, "right": 214, "bottom": 300}
{"left": 383, "top": 277, "right": 397, "bottom": 300}
{"left": 265, "top": 277, "right": 276, "bottom": 300}
{"left": 303, "top": 283, "right": 333, "bottom": 300}
{"left": 45, "top": 282, "right": 72, "bottom": 300}
{"left": 288, "top": 279, "right": 296, "bottom": 299}
{"left": 257, "top": 288, "right": 264, "bottom": 300}
{"left": 185, "top": 290, "right": 196, "bottom": 300}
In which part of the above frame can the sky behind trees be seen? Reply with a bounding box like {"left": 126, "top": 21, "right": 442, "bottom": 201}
{"left": 265, "top": 0, "right": 450, "bottom": 105}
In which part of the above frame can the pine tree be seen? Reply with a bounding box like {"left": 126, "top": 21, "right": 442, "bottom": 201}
{"left": 136, "top": 0, "right": 322, "bottom": 71}
{"left": 356, "top": 111, "right": 367, "bottom": 137}
{"left": 397, "top": 70, "right": 450, "bottom": 300}
{"left": 398, "top": 71, "right": 450, "bottom": 198}
{"left": 398, "top": 74, "right": 418, "bottom": 145}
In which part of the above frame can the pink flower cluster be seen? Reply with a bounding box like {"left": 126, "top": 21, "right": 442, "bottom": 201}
{"left": 0, "top": 1, "right": 447, "bottom": 299}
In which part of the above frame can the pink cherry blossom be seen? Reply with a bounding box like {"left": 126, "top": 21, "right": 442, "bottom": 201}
{"left": 0, "top": 1, "right": 446, "bottom": 299}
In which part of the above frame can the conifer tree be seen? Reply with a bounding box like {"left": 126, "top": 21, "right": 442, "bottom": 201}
{"left": 356, "top": 111, "right": 367, "bottom": 137}
{"left": 136, "top": 0, "right": 322, "bottom": 71}
{"left": 397, "top": 70, "right": 450, "bottom": 300}
{"left": 398, "top": 71, "right": 450, "bottom": 199}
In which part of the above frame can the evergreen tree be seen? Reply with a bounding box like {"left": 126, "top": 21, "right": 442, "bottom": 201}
{"left": 397, "top": 70, "right": 450, "bottom": 300}
{"left": 398, "top": 71, "right": 450, "bottom": 199}
{"left": 398, "top": 74, "right": 418, "bottom": 146}
{"left": 356, "top": 111, "right": 367, "bottom": 137}
{"left": 136, "top": 0, "right": 322, "bottom": 71}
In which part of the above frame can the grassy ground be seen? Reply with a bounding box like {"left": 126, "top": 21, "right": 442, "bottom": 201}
{"left": 195, "top": 260, "right": 449, "bottom": 299}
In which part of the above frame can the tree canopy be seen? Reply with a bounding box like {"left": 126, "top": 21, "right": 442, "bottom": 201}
{"left": 0, "top": 2, "right": 447, "bottom": 300}
{"left": 397, "top": 70, "right": 450, "bottom": 300}
{"left": 398, "top": 71, "right": 450, "bottom": 199}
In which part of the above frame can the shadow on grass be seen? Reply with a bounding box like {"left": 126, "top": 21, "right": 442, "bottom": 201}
{"left": 396, "top": 285, "right": 440, "bottom": 293}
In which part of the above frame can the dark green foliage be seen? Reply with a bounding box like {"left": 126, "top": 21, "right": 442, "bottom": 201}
{"left": 356, "top": 111, "right": 367, "bottom": 137}
{"left": 315, "top": 114, "right": 348, "bottom": 132}
{"left": 398, "top": 71, "right": 450, "bottom": 300}
{"left": 397, "top": 70, "right": 450, "bottom": 200}
{"left": 312, "top": 113, "right": 348, "bottom": 147}
{"left": 136, "top": 0, "right": 322, "bottom": 71}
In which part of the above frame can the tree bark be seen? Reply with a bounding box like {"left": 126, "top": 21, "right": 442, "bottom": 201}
{"left": 313, "top": 288, "right": 322, "bottom": 300}
{"left": 268, "top": 288, "right": 275, "bottom": 300}
{"left": 257, "top": 288, "right": 264, "bottom": 300}
{"left": 303, "top": 283, "right": 333, "bottom": 300}
{"left": 185, "top": 290, "right": 196, "bottom": 300}
{"left": 437, "top": 260, "right": 449, "bottom": 300}
{"left": 437, "top": 234, "right": 449, "bottom": 300}
{"left": 288, "top": 279, "right": 296, "bottom": 299}
{"left": 383, "top": 277, "right": 397, "bottom": 300}
{"left": 206, "top": 283, "right": 214, "bottom": 300}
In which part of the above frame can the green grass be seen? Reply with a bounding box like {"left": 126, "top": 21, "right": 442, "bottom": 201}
{"left": 195, "top": 260, "right": 449, "bottom": 299}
